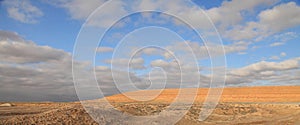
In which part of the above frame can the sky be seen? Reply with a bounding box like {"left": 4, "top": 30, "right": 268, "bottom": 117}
{"left": 0, "top": 0, "right": 300, "bottom": 102}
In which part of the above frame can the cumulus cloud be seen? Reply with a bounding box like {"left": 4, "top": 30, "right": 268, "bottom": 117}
{"left": 230, "top": 58, "right": 299, "bottom": 77}
{"left": 0, "top": 31, "right": 24, "bottom": 41}
{"left": 226, "top": 58, "right": 300, "bottom": 85}
{"left": 145, "top": 59, "right": 203, "bottom": 88}
{"left": 204, "top": 0, "right": 277, "bottom": 29}
{"left": 43, "top": 0, "right": 297, "bottom": 47}
{"left": 46, "top": 0, "right": 127, "bottom": 28}
{"left": 3, "top": 0, "right": 43, "bottom": 23}
{"left": 0, "top": 31, "right": 77, "bottom": 101}
{"left": 150, "top": 59, "right": 177, "bottom": 69}
{"left": 269, "top": 56, "right": 280, "bottom": 60}
{"left": 225, "top": 2, "right": 300, "bottom": 41}
{"left": 139, "top": 47, "right": 164, "bottom": 56}
{"left": 164, "top": 41, "right": 248, "bottom": 59}
{"left": 274, "top": 32, "right": 298, "bottom": 42}
{"left": 51, "top": 0, "right": 106, "bottom": 20}
{"left": 0, "top": 30, "right": 70, "bottom": 64}
{"left": 44, "top": 0, "right": 277, "bottom": 30}
{"left": 280, "top": 52, "right": 287, "bottom": 57}
{"left": 268, "top": 52, "right": 287, "bottom": 60}
{"left": 1, "top": 30, "right": 298, "bottom": 101}
{"left": 95, "top": 66, "right": 147, "bottom": 93}
{"left": 96, "top": 46, "right": 114, "bottom": 53}
{"left": 85, "top": 0, "right": 127, "bottom": 28}
{"left": 258, "top": 2, "right": 300, "bottom": 32}
{"left": 104, "top": 57, "right": 146, "bottom": 70}
{"left": 270, "top": 32, "right": 297, "bottom": 47}
{"left": 1, "top": 0, "right": 300, "bottom": 102}
{"left": 0, "top": 40, "right": 69, "bottom": 64}
{"left": 133, "top": 0, "right": 277, "bottom": 30}
{"left": 270, "top": 42, "right": 285, "bottom": 47}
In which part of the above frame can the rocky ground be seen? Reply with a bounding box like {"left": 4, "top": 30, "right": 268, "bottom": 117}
{"left": 0, "top": 102, "right": 300, "bottom": 125}
{"left": 1, "top": 86, "right": 300, "bottom": 124}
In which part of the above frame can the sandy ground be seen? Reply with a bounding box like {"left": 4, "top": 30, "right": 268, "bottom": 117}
{"left": 0, "top": 86, "right": 300, "bottom": 125}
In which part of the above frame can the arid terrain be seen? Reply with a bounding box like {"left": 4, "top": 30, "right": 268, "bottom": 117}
{"left": 1, "top": 86, "right": 300, "bottom": 125}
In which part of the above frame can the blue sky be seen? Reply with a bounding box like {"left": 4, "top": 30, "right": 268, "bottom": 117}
{"left": 0, "top": 0, "right": 300, "bottom": 101}
{"left": 0, "top": 1, "right": 81, "bottom": 52}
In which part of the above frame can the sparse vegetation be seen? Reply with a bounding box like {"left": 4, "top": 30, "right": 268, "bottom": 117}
{"left": 1, "top": 86, "right": 300, "bottom": 124}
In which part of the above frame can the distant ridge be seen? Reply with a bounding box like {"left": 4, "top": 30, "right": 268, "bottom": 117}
{"left": 106, "top": 86, "right": 300, "bottom": 103}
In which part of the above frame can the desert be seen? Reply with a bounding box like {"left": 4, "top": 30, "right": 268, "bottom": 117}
{"left": 1, "top": 86, "right": 300, "bottom": 125}
{"left": 1, "top": 0, "right": 300, "bottom": 125}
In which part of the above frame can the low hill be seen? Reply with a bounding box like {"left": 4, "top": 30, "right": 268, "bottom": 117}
{"left": 106, "top": 86, "right": 300, "bottom": 103}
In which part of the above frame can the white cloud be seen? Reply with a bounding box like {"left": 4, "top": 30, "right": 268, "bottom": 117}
{"left": 95, "top": 66, "right": 145, "bottom": 93}
{"left": 104, "top": 57, "right": 145, "bottom": 70}
{"left": 96, "top": 46, "right": 113, "bottom": 53}
{"left": 225, "top": 2, "right": 300, "bottom": 41}
{"left": 46, "top": 0, "right": 127, "bottom": 28}
{"left": 270, "top": 32, "right": 297, "bottom": 47}
{"left": 268, "top": 52, "right": 287, "bottom": 60}
{"left": 150, "top": 59, "right": 178, "bottom": 69}
{"left": 4, "top": 0, "right": 43, "bottom": 24}
{"left": 274, "top": 32, "right": 298, "bottom": 42}
{"left": 134, "top": 0, "right": 277, "bottom": 29}
{"left": 133, "top": 47, "right": 171, "bottom": 58}
{"left": 259, "top": 71, "right": 275, "bottom": 76}
{"left": 1, "top": 30, "right": 298, "bottom": 101}
{"left": 258, "top": 2, "right": 300, "bottom": 32}
{"left": 0, "top": 31, "right": 79, "bottom": 101}
{"left": 269, "top": 56, "right": 280, "bottom": 60}
{"left": 0, "top": 31, "right": 107, "bottom": 101}
{"left": 43, "top": 0, "right": 298, "bottom": 44}
{"left": 63, "top": 0, "right": 106, "bottom": 20}
{"left": 0, "top": 41, "right": 68, "bottom": 64}
{"left": 0, "top": 30, "right": 24, "bottom": 41}
{"left": 280, "top": 52, "right": 287, "bottom": 57}
{"left": 164, "top": 41, "right": 248, "bottom": 59}
{"left": 45, "top": 0, "right": 277, "bottom": 29}
{"left": 150, "top": 59, "right": 169, "bottom": 68}
{"left": 44, "top": 0, "right": 105, "bottom": 20}
{"left": 230, "top": 58, "right": 299, "bottom": 77}
{"left": 206, "top": 0, "right": 277, "bottom": 29}
{"left": 1, "top": 0, "right": 300, "bottom": 101}
{"left": 85, "top": 0, "right": 127, "bottom": 28}
{"left": 226, "top": 57, "right": 300, "bottom": 85}
{"left": 141, "top": 48, "right": 161, "bottom": 55}
{"left": 146, "top": 58, "right": 204, "bottom": 88}
{"left": 0, "top": 39, "right": 69, "bottom": 64}
{"left": 270, "top": 42, "right": 285, "bottom": 47}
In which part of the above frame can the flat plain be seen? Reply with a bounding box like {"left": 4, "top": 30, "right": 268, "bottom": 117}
{"left": 1, "top": 86, "right": 300, "bottom": 124}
